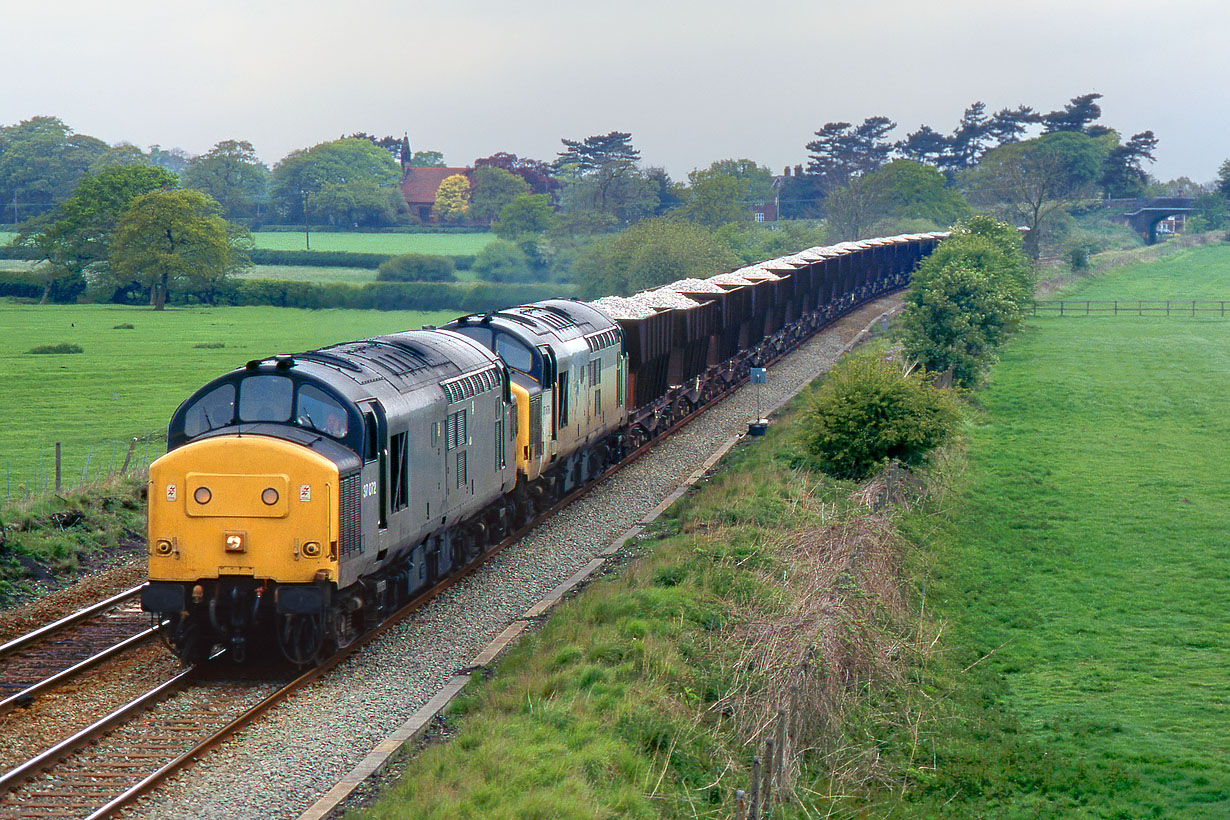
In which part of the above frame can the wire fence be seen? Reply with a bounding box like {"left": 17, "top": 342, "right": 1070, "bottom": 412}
{"left": 3, "top": 432, "right": 165, "bottom": 503}
{"left": 1033, "top": 299, "right": 1230, "bottom": 317}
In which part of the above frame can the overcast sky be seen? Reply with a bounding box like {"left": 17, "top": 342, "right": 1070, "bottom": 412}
{"left": 5, "top": 0, "right": 1225, "bottom": 183}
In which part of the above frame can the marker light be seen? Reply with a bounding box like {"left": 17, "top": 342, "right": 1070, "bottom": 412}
{"left": 302, "top": 541, "right": 321, "bottom": 557}
{"left": 194, "top": 487, "right": 212, "bottom": 504}
{"left": 262, "top": 488, "right": 279, "bottom": 506}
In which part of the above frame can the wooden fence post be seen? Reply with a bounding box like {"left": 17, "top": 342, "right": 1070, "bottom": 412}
{"left": 120, "top": 437, "right": 138, "bottom": 474}
{"left": 748, "top": 756, "right": 761, "bottom": 820}
{"left": 55, "top": 443, "right": 61, "bottom": 493}
{"left": 761, "top": 737, "right": 774, "bottom": 815}
{"left": 774, "top": 708, "right": 787, "bottom": 800}
{"left": 734, "top": 789, "right": 746, "bottom": 820}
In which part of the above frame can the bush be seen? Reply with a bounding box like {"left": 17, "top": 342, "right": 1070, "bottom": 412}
{"left": 113, "top": 323, "right": 135, "bottom": 329}
{"left": 247, "top": 249, "right": 392, "bottom": 269}
{"left": 899, "top": 217, "right": 1031, "bottom": 387}
{"left": 802, "top": 352, "right": 960, "bottom": 480}
{"left": 471, "top": 240, "right": 532, "bottom": 282}
{"left": 376, "top": 253, "right": 456, "bottom": 282}
{"left": 27, "top": 343, "right": 83, "bottom": 355}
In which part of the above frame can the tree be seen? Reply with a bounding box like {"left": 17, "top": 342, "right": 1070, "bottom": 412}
{"left": 408, "top": 150, "right": 446, "bottom": 167}
{"left": 1100, "top": 131, "right": 1158, "bottom": 198}
{"left": 897, "top": 126, "right": 951, "bottom": 166}
{"left": 553, "top": 131, "right": 655, "bottom": 225}
{"left": 986, "top": 105, "right": 1037, "bottom": 146}
{"left": 314, "top": 179, "right": 401, "bottom": 226}
{"left": 474, "top": 152, "right": 558, "bottom": 196}
{"left": 805, "top": 117, "right": 896, "bottom": 190}
{"left": 966, "top": 131, "right": 1109, "bottom": 257}
{"left": 899, "top": 217, "right": 1031, "bottom": 385}
{"left": 0, "top": 117, "right": 109, "bottom": 223}
{"left": 19, "top": 164, "right": 178, "bottom": 302}
{"left": 946, "top": 102, "right": 992, "bottom": 171}
{"left": 1041, "top": 93, "right": 1104, "bottom": 134}
{"left": 492, "top": 194, "right": 555, "bottom": 239}
{"left": 678, "top": 172, "right": 747, "bottom": 227}
{"left": 554, "top": 131, "right": 640, "bottom": 174}
{"left": 147, "top": 145, "right": 192, "bottom": 174}
{"left": 110, "top": 189, "right": 251, "bottom": 309}
{"left": 573, "top": 217, "right": 739, "bottom": 297}
{"left": 1218, "top": 159, "right": 1230, "bottom": 199}
{"left": 468, "top": 166, "right": 531, "bottom": 223}
{"left": 432, "top": 173, "right": 471, "bottom": 223}
{"left": 181, "top": 140, "right": 270, "bottom": 220}
{"left": 270, "top": 138, "right": 401, "bottom": 224}
{"left": 825, "top": 160, "right": 969, "bottom": 240}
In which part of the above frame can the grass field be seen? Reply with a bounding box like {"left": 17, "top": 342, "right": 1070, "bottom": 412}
{"left": 1052, "top": 241, "right": 1230, "bottom": 300}
{"left": 909, "top": 243, "right": 1230, "bottom": 817}
{"left": 250, "top": 231, "right": 493, "bottom": 255}
{"left": 234, "top": 265, "right": 380, "bottom": 285}
{"left": 2, "top": 230, "right": 494, "bottom": 256}
{"left": 0, "top": 304, "right": 458, "bottom": 496}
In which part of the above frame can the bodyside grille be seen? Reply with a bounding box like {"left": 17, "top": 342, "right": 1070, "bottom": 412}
{"left": 339, "top": 472, "right": 361, "bottom": 555}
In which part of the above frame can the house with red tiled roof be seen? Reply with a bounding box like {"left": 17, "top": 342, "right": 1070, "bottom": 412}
{"left": 400, "top": 166, "right": 472, "bottom": 223}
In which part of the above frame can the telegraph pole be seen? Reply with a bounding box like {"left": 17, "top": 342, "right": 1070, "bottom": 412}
{"left": 302, "top": 189, "right": 311, "bottom": 250}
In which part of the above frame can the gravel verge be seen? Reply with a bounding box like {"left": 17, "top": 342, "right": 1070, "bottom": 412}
{"left": 114, "top": 296, "right": 901, "bottom": 820}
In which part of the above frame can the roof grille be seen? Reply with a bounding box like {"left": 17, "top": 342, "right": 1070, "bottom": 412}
{"left": 441, "top": 365, "right": 500, "bottom": 404}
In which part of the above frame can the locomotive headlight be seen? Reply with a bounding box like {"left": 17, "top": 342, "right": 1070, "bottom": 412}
{"left": 155, "top": 540, "right": 173, "bottom": 556}
{"left": 302, "top": 541, "right": 321, "bottom": 558}
{"left": 262, "top": 487, "right": 279, "bottom": 506}
{"left": 193, "top": 487, "right": 212, "bottom": 504}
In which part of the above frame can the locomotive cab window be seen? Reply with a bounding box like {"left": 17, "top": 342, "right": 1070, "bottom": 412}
{"left": 494, "top": 333, "right": 535, "bottom": 376}
{"left": 183, "top": 383, "right": 235, "bottom": 437}
{"left": 296, "top": 384, "right": 348, "bottom": 438}
{"left": 238, "top": 375, "right": 293, "bottom": 423}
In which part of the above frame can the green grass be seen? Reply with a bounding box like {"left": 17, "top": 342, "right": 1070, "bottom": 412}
{"left": 0, "top": 304, "right": 458, "bottom": 494}
{"left": 1055, "top": 241, "right": 1230, "bottom": 300}
{"left": 236, "top": 265, "right": 380, "bottom": 285}
{"left": 907, "top": 246, "right": 1230, "bottom": 816}
{"left": 250, "top": 231, "right": 493, "bottom": 255}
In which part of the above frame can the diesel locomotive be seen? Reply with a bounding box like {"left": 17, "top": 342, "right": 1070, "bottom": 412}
{"left": 141, "top": 233, "right": 945, "bottom": 664}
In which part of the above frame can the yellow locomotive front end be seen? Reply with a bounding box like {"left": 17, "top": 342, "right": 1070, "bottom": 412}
{"left": 143, "top": 435, "right": 340, "bottom": 663}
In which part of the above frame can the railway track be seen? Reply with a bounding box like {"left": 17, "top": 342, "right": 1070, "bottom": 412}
{"left": 0, "top": 286, "right": 902, "bottom": 820}
{"left": 0, "top": 587, "right": 154, "bottom": 715}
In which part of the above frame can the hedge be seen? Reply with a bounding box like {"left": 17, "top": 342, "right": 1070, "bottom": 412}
{"left": 0, "top": 272, "right": 561, "bottom": 313}
{"left": 247, "top": 249, "right": 392, "bottom": 269}
{"left": 202, "top": 279, "right": 561, "bottom": 313}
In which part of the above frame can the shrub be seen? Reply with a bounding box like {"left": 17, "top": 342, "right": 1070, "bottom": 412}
{"left": 1067, "top": 244, "right": 1091, "bottom": 271}
{"left": 471, "top": 240, "right": 532, "bottom": 282}
{"left": 376, "top": 253, "right": 455, "bottom": 282}
{"left": 27, "top": 343, "right": 83, "bottom": 355}
{"left": 113, "top": 323, "right": 135, "bottom": 329}
{"left": 801, "top": 352, "right": 960, "bottom": 480}
{"left": 899, "top": 217, "right": 1031, "bottom": 387}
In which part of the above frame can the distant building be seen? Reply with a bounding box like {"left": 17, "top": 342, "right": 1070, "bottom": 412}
{"left": 751, "top": 168, "right": 793, "bottom": 222}
{"left": 400, "top": 166, "right": 472, "bottom": 223}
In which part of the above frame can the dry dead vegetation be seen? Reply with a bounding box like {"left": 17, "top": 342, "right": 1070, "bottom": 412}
{"left": 699, "top": 455, "right": 949, "bottom": 804}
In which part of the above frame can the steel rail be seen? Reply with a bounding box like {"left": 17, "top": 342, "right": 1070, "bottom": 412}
{"left": 0, "top": 626, "right": 159, "bottom": 714}
{"left": 0, "top": 585, "right": 144, "bottom": 658}
{"left": 0, "top": 669, "right": 192, "bottom": 793}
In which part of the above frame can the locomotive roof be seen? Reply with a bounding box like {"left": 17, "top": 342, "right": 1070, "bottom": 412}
{"left": 449, "top": 298, "right": 617, "bottom": 344}
{"left": 275, "top": 329, "right": 500, "bottom": 399}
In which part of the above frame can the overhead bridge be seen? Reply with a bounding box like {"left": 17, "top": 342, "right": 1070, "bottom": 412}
{"left": 1109, "top": 196, "right": 1195, "bottom": 244}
